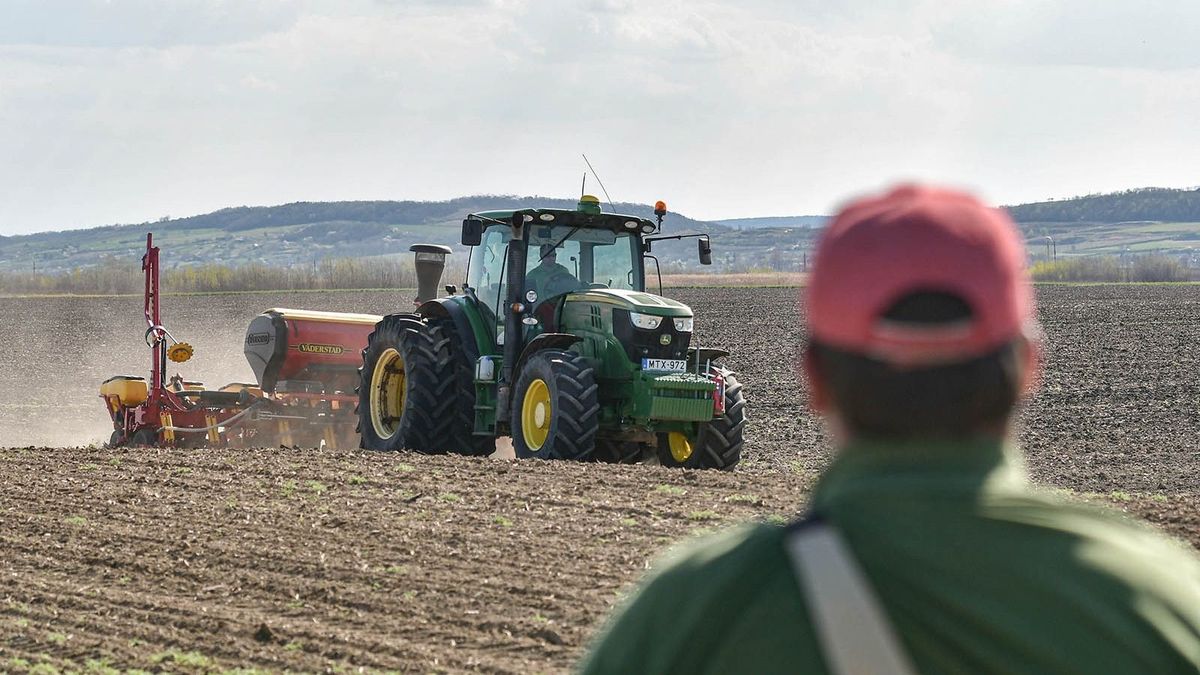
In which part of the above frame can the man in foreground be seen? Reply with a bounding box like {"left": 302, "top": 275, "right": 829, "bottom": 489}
{"left": 580, "top": 185, "right": 1200, "bottom": 674}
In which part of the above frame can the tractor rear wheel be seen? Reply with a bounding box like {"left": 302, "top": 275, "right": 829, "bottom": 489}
{"left": 358, "top": 315, "right": 455, "bottom": 453}
{"left": 511, "top": 350, "right": 599, "bottom": 461}
{"left": 432, "top": 318, "right": 494, "bottom": 457}
{"left": 656, "top": 370, "right": 746, "bottom": 470}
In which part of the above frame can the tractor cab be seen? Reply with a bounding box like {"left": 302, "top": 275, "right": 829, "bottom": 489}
{"left": 464, "top": 196, "right": 653, "bottom": 344}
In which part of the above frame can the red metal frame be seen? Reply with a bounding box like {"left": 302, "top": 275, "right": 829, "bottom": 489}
{"left": 145, "top": 233, "right": 161, "bottom": 392}
{"left": 101, "top": 233, "right": 238, "bottom": 445}
{"left": 101, "top": 233, "right": 364, "bottom": 448}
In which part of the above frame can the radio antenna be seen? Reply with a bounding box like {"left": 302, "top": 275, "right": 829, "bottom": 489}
{"left": 582, "top": 153, "right": 614, "bottom": 212}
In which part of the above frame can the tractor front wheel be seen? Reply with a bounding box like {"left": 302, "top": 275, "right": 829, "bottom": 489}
{"left": 511, "top": 350, "right": 599, "bottom": 461}
{"left": 656, "top": 370, "right": 746, "bottom": 470}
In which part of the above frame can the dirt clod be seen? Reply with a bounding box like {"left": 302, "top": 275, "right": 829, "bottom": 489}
{"left": 253, "top": 623, "right": 275, "bottom": 644}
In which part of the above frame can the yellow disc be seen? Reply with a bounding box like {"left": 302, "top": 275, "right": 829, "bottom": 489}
{"left": 369, "top": 348, "right": 406, "bottom": 440}
{"left": 521, "top": 378, "right": 552, "bottom": 451}
{"left": 167, "top": 342, "right": 193, "bottom": 363}
{"left": 668, "top": 432, "right": 693, "bottom": 463}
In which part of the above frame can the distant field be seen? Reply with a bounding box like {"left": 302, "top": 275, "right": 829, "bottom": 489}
{"left": 1023, "top": 221, "right": 1200, "bottom": 257}
{"left": 661, "top": 272, "right": 806, "bottom": 287}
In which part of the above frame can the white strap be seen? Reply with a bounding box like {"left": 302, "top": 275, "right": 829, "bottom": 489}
{"left": 786, "top": 524, "right": 919, "bottom": 675}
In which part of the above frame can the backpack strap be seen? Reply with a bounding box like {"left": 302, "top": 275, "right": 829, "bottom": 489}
{"left": 785, "top": 523, "right": 918, "bottom": 675}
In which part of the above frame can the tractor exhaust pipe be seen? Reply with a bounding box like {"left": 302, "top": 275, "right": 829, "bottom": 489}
{"left": 409, "top": 244, "right": 453, "bottom": 306}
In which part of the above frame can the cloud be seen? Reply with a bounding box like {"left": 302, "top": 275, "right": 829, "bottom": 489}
{"left": 0, "top": 0, "right": 1199, "bottom": 233}
{"left": 931, "top": 0, "right": 1200, "bottom": 70}
{"left": 0, "top": 0, "right": 302, "bottom": 48}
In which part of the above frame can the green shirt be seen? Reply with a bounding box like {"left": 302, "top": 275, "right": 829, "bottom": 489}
{"left": 526, "top": 261, "right": 577, "bottom": 299}
{"left": 580, "top": 439, "right": 1200, "bottom": 674}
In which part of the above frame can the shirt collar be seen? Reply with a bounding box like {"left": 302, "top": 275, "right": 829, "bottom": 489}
{"left": 810, "top": 436, "right": 1028, "bottom": 514}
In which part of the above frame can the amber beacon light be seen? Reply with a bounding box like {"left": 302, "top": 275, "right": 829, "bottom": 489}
{"left": 654, "top": 200, "right": 667, "bottom": 228}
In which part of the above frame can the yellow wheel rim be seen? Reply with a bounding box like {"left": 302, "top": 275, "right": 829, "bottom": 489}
{"left": 668, "top": 432, "right": 693, "bottom": 463}
{"left": 369, "top": 348, "right": 406, "bottom": 440}
{"left": 521, "top": 378, "right": 552, "bottom": 451}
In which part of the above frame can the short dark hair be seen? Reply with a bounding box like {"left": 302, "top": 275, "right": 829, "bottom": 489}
{"left": 807, "top": 292, "right": 1023, "bottom": 439}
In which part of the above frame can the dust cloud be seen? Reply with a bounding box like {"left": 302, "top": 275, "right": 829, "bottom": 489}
{"left": 0, "top": 290, "right": 411, "bottom": 447}
{"left": 0, "top": 289, "right": 529, "bottom": 454}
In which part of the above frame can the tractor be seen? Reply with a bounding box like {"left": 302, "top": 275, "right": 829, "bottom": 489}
{"left": 357, "top": 195, "right": 746, "bottom": 469}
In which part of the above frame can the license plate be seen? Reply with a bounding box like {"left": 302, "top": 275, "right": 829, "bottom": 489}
{"left": 642, "top": 358, "right": 686, "bottom": 372}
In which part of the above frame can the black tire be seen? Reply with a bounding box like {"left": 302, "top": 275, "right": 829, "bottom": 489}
{"left": 511, "top": 350, "right": 599, "bottom": 461}
{"left": 107, "top": 429, "right": 124, "bottom": 448}
{"left": 593, "top": 439, "right": 650, "bottom": 464}
{"left": 431, "top": 318, "right": 494, "bottom": 457}
{"left": 357, "top": 315, "right": 455, "bottom": 453}
{"left": 128, "top": 427, "right": 157, "bottom": 448}
{"left": 657, "top": 370, "right": 746, "bottom": 470}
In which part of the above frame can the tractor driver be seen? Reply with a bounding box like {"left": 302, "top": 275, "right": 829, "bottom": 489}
{"left": 526, "top": 243, "right": 579, "bottom": 301}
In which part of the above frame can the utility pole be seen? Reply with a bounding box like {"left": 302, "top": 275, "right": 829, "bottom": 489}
{"left": 1031, "top": 236, "right": 1056, "bottom": 261}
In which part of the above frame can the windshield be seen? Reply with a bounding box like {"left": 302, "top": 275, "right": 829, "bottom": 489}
{"left": 527, "top": 225, "right": 641, "bottom": 295}
{"left": 467, "top": 224, "right": 642, "bottom": 338}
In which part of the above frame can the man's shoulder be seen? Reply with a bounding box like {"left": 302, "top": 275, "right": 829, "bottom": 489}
{"left": 652, "top": 521, "right": 791, "bottom": 585}
{"left": 988, "top": 487, "right": 1198, "bottom": 556}
{"left": 580, "top": 523, "right": 816, "bottom": 675}
{"left": 991, "top": 488, "right": 1200, "bottom": 591}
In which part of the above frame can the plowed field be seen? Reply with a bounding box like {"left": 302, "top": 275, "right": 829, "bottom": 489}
{"left": 0, "top": 285, "right": 1197, "bottom": 673}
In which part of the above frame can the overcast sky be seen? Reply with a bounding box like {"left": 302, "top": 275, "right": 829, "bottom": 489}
{"left": 1, "top": 0, "right": 1198, "bottom": 235}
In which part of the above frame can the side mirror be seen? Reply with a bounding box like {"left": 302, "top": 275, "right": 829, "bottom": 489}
{"left": 461, "top": 218, "right": 483, "bottom": 246}
{"left": 698, "top": 236, "right": 712, "bottom": 265}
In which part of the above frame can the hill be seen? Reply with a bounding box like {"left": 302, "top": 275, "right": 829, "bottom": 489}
{"left": 1006, "top": 188, "right": 1200, "bottom": 259}
{"left": 1005, "top": 187, "right": 1200, "bottom": 223}
{"left": 714, "top": 215, "right": 828, "bottom": 229}
{"left": 0, "top": 196, "right": 736, "bottom": 276}
{"left": 3, "top": 187, "right": 1200, "bottom": 280}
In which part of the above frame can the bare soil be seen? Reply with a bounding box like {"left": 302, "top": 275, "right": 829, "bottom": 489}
{"left": 0, "top": 284, "right": 1197, "bottom": 673}
{"left": 660, "top": 271, "right": 806, "bottom": 287}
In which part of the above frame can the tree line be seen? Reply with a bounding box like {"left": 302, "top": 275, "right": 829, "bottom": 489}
{"left": 3, "top": 251, "right": 1191, "bottom": 295}
{"left": 1029, "top": 255, "right": 1192, "bottom": 282}
{"left": 0, "top": 257, "right": 465, "bottom": 295}
{"left": 1007, "top": 187, "right": 1200, "bottom": 223}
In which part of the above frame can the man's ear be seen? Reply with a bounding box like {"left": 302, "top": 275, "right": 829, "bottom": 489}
{"left": 1016, "top": 328, "right": 1043, "bottom": 398}
{"left": 801, "top": 344, "right": 832, "bottom": 413}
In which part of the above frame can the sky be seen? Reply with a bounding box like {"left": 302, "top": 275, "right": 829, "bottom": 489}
{"left": 1, "top": 0, "right": 1199, "bottom": 235}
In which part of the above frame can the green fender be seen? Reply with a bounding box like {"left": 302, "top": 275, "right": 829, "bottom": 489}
{"left": 514, "top": 333, "right": 583, "bottom": 376}
{"left": 417, "top": 295, "right": 495, "bottom": 359}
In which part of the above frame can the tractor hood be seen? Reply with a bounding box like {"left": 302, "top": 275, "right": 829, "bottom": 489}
{"left": 564, "top": 288, "right": 692, "bottom": 317}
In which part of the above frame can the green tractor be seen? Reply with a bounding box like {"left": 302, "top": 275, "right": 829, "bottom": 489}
{"left": 357, "top": 195, "right": 746, "bottom": 469}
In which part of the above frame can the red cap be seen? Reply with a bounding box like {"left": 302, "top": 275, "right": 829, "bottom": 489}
{"left": 805, "top": 184, "right": 1034, "bottom": 366}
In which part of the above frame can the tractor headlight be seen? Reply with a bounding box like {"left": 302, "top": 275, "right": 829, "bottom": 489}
{"left": 673, "top": 317, "right": 693, "bottom": 332}
{"left": 629, "top": 312, "right": 663, "bottom": 330}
